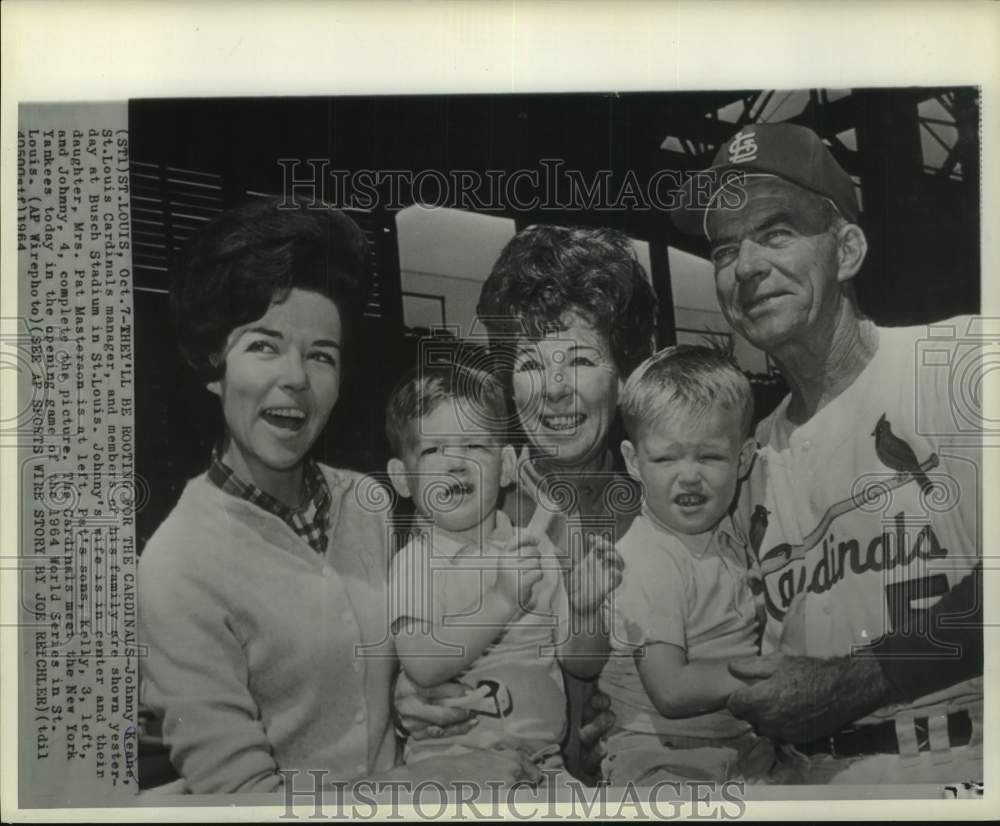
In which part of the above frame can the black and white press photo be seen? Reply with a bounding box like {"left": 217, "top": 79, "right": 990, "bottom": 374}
{"left": 5, "top": 2, "right": 997, "bottom": 821}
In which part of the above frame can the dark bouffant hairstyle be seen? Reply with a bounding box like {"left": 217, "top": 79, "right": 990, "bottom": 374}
{"left": 476, "top": 224, "right": 658, "bottom": 377}
{"left": 170, "top": 197, "right": 368, "bottom": 381}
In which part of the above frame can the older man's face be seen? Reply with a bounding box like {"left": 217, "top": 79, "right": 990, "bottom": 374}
{"left": 707, "top": 177, "right": 843, "bottom": 354}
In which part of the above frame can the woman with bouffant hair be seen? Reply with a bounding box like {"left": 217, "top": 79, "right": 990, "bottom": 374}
{"left": 477, "top": 224, "right": 658, "bottom": 784}
{"left": 139, "top": 197, "right": 537, "bottom": 794}
{"left": 479, "top": 224, "right": 657, "bottom": 383}
{"left": 170, "top": 197, "right": 366, "bottom": 387}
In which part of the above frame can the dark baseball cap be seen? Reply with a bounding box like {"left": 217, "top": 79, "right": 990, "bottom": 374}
{"left": 670, "top": 122, "right": 860, "bottom": 237}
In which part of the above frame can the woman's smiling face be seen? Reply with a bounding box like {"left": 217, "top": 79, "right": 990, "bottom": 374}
{"left": 208, "top": 288, "right": 343, "bottom": 499}
{"left": 511, "top": 311, "right": 621, "bottom": 470}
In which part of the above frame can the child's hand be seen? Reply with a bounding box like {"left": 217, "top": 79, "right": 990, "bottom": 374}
{"left": 492, "top": 534, "right": 543, "bottom": 614}
{"left": 567, "top": 534, "right": 624, "bottom": 616}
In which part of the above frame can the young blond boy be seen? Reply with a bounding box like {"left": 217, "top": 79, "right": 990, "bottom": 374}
{"left": 600, "top": 345, "right": 773, "bottom": 785}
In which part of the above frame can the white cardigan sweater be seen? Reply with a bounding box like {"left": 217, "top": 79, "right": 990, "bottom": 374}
{"left": 138, "top": 465, "right": 397, "bottom": 794}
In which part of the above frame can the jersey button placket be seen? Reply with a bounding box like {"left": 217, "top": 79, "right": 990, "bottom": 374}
{"left": 798, "top": 439, "right": 815, "bottom": 479}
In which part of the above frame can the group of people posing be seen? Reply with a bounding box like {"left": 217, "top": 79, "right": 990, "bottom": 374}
{"left": 138, "top": 123, "right": 983, "bottom": 794}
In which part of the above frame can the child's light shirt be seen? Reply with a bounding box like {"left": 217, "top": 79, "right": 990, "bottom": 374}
{"left": 601, "top": 509, "right": 764, "bottom": 740}
{"left": 389, "top": 511, "right": 568, "bottom": 762}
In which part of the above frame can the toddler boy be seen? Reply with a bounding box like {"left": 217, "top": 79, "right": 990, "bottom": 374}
{"left": 386, "top": 363, "right": 571, "bottom": 773}
{"left": 600, "top": 345, "right": 773, "bottom": 785}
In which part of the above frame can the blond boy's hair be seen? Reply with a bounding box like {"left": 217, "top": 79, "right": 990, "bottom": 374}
{"left": 620, "top": 345, "right": 754, "bottom": 440}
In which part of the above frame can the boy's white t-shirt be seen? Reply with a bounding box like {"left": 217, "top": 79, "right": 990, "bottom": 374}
{"left": 389, "top": 511, "right": 568, "bottom": 761}
{"left": 601, "top": 511, "right": 763, "bottom": 740}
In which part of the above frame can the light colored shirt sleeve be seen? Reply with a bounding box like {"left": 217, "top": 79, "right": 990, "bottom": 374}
{"left": 610, "top": 547, "right": 688, "bottom": 653}
{"left": 388, "top": 535, "right": 437, "bottom": 628}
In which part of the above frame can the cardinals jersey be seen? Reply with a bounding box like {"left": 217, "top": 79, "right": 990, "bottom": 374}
{"left": 737, "top": 317, "right": 982, "bottom": 723}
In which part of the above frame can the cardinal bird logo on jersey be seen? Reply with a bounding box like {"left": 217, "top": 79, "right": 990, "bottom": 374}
{"left": 754, "top": 414, "right": 944, "bottom": 622}
{"left": 871, "top": 413, "right": 935, "bottom": 495}
{"left": 749, "top": 505, "right": 770, "bottom": 557}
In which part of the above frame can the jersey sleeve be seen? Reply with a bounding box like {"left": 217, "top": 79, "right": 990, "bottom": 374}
{"left": 913, "top": 316, "right": 981, "bottom": 559}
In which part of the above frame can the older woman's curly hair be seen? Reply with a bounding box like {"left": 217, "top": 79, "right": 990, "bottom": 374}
{"left": 476, "top": 224, "right": 658, "bottom": 377}
{"left": 170, "top": 196, "right": 368, "bottom": 382}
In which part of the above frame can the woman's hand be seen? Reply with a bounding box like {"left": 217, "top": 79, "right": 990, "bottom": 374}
{"left": 577, "top": 687, "right": 615, "bottom": 784}
{"left": 394, "top": 679, "right": 479, "bottom": 741}
{"left": 555, "top": 535, "right": 622, "bottom": 679}
{"left": 566, "top": 535, "right": 624, "bottom": 616}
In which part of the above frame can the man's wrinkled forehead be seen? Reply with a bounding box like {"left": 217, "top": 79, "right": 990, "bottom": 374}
{"left": 706, "top": 176, "right": 833, "bottom": 243}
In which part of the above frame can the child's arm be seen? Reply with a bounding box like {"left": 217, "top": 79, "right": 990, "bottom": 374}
{"left": 394, "top": 534, "right": 542, "bottom": 688}
{"left": 636, "top": 643, "right": 750, "bottom": 718}
{"left": 393, "top": 590, "right": 518, "bottom": 687}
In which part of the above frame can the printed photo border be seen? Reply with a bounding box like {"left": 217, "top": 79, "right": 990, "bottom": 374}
{"left": 2, "top": 0, "right": 998, "bottom": 821}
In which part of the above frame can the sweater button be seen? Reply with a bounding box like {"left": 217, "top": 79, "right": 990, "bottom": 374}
{"left": 355, "top": 709, "right": 366, "bottom": 723}
{"left": 355, "top": 762, "right": 366, "bottom": 775}
{"left": 341, "top": 610, "right": 355, "bottom": 625}
{"left": 352, "top": 661, "right": 362, "bottom": 673}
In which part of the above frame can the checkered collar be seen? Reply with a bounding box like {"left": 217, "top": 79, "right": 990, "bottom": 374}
{"left": 206, "top": 452, "right": 332, "bottom": 556}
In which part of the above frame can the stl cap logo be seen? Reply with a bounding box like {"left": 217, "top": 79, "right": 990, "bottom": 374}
{"left": 728, "top": 131, "right": 758, "bottom": 164}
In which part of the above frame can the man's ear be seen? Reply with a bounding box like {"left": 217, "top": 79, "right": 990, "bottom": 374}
{"left": 737, "top": 437, "right": 757, "bottom": 480}
{"left": 499, "top": 444, "right": 517, "bottom": 488}
{"left": 620, "top": 439, "right": 640, "bottom": 483}
{"left": 387, "top": 458, "right": 412, "bottom": 499}
{"left": 836, "top": 223, "right": 868, "bottom": 283}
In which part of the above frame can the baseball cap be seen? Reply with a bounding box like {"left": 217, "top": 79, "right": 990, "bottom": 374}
{"left": 670, "top": 122, "right": 860, "bottom": 237}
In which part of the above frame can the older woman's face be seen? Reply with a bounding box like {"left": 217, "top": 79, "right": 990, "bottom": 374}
{"left": 208, "top": 288, "right": 342, "bottom": 494}
{"left": 512, "top": 312, "right": 621, "bottom": 469}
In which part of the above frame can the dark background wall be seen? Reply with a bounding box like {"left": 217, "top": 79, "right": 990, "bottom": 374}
{"left": 129, "top": 88, "right": 981, "bottom": 549}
